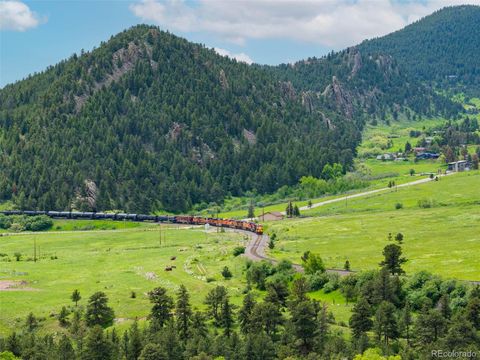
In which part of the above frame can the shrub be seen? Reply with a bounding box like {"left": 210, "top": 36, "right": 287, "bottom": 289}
{"left": 307, "top": 271, "right": 330, "bottom": 291}
{"left": 395, "top": 202, "right": 403, "bottom": 210}
{"left": 418, "top": 199, "right": 436, "bottom": 208}
{"left": 323, "top": 273, "right": 341, "bottom": 293}
{"left": 232, "top": 246, "right": 245, "bottom": 257}
{"left": 14, "top": 252, "right": 22, "bottom": 261}
{"left": 221, "top": 266, "right": 232, "bottom": 279}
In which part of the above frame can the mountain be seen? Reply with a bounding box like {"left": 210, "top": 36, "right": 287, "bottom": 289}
{"left": 272, "top": 47, "right": 460, "bottom": 123}
{"left": 358, "top": 5, "right": 480, "bottom": 95}
{"left": 0, "top": 22, "right": 461, "bottom": 213}
{"left": 0, "top": 25, "right": 359, "bottom": 213}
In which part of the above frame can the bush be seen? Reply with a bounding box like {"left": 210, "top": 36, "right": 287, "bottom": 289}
{"left": 323, "top": 273, "right": 341, "bottom": 293}
{"left": 232, "top": 246, "right": 245, "bottom": 257}
{"left": 307, "top": 271, "right": 330, "bottom": 291}
{"left": 418, "top": 199, "right": 437, "bottom": 208}
{"left": 0, "top": 215, "right": 53, "bottom": 232}
{"left": 221, "top": 266, "right": 232, "bottom": 279}
{"left": 395, "top": 202, "right": 403, "bottom": 210}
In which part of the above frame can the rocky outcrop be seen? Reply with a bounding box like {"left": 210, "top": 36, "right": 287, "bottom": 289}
{"left": 219, "top": 69, "right": 229, "bottom": 90}
{"left": 301, "top": 91, "right": 315, "bottom": 114}
{"left": 279, "top": 81, "right": 296, "bottom": 101}
{"left": 243, "top": 129, "right": 257, "bottom": 145}
{"left": 322, "top": 76, "right": 354, "bottom": 119}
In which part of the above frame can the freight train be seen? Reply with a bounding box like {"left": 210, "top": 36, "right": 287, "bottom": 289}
{"left": 0, "top": 210, "right": 264, "bottom": 235}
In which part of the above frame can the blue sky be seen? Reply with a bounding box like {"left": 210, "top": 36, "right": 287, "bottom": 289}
{"left": 1, "top": 0, "right": 479, "bottom": 87}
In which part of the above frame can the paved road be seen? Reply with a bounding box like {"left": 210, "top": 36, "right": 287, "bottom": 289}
{"left": 278, "top": 173, "right": 454, "bottom": 215}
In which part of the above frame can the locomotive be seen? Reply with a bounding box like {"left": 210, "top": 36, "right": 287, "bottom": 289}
{"left": 0, "top": 210, "right": 264, "bottom": 235}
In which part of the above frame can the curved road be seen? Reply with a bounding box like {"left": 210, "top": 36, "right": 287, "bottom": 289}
{"left": 242, "top": 230, "right": 351, "bottom": 275}
{"left": 242, "top": 172, "right": 480, "bottom": 284}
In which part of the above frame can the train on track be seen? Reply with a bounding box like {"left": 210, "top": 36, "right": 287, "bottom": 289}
{"left": 0, "top": 210, "right": 264, "bottom": 235}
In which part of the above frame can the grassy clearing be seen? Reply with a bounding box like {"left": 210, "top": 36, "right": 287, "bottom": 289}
{"left": 0, "top": 225, "right": 250, "bottom": 334}
{"left": 266, "top": 171, "right": 480, "bottom": 281}
{"left": 309, "top": 289, "right": 353, "bottom": 325}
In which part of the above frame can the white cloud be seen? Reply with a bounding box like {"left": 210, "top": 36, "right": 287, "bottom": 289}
{"left": 0, "top": 0, "right": 41, "bottom": 31}
{"left": 130, "top": 0, "right": 480, "bottom": 49}
{"left": 214, "top": 47, "right": 253, "bottom": 64}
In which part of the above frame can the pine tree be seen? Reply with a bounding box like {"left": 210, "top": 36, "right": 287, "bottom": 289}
{"left": 290, "top": 300, "right": 317, "bottom": 354}
{"left": 139, "top": 343, "right": 168, "bottom": 360}
{"left": 148, "top": 287, "right": 174, "bottom": 331}
{"left": 58, "top": 306, "right": 70, "bottom": 327}
{"left": 57, "top": 335, "right": 76, "bottom": 360}
{"left": 399, "top": 302, "right": 413, "bottom": 345}
{"left": 71, "top": 289, "right": 81, "bottom": 306}
{"left": 205, "top": 286, "right": 227, "bottom": 325}
{"left": 85, "top": 292, "right": 115, "bottom": 328}
{"left": 25, "top": 312, "right": 39, "bottom": 332}
{"left": 349, "top": 297, "right": 373, "bottom": 338}
{"left": 380, "top": 244, "right": 407, "bottom": 275}
{"left": 238, "top": 292, "right": 256, "bottom": 334}
{"left": 373, "top": 301, "right": 399, "bottom": 345}
{"left": 127, "top": 320, "right": 143, "bottom": 360}
{"left": 438, "top": 294, "right": 452, "bottom": 319}
{"left": 175, "top": 284, "right": 192, "bottom": 342}
{"left": 82, "top": 325, "right": 113, "bottom": 360}
{"left": 220, "top": 296, "right": 235, "bottom": 337}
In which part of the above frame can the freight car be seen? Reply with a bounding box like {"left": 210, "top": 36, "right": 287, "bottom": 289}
{"left": 0, "top": 210, "right": 264, "bottom": 235}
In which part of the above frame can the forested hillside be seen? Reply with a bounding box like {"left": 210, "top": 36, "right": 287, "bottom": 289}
{"left": 0, "top": 25, "right": 359, "bottom": 212}
{"left": 272, "top": 47, "right": 461, "bottom": 123}
{"left": 359, "top": 5, "right": 480, "bottom": 95}
{"left": 0, "top": 23, "right": 461, "bottom": 213}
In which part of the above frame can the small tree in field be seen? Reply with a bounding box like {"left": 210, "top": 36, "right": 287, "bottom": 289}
{"left": 71, "top": 289, "right": 81, "bottom": 306}
{"left": 14, "top": 252, "right": 21, "bottom": 261}
{"left": 268, "top": 238, "right": 275, "bottom": 249}
{"left": 221, "top": 266, "right": 232, "bottom": 280}
{"left": 344, "top": 260, "right": 351, "bottom": 271}
{"left": 293, "top": 205, "right": 300, "bottom": 217}
{"left": 395, "top": 233, "right": 404, "bottom": 243}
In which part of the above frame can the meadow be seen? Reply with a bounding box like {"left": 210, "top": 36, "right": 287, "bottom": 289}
{"left": 0, "top": 223, "right": 250, "bottom": 334}
{"left": 266, "top": 171, "right": 480, "bottom": 281}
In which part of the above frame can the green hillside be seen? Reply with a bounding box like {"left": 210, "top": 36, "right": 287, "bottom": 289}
{"left": 359, "top": 5, "right": 480, "bottom": 95}
{"left": 266, "top": 171, "right": 480, "bottom": 280}
{"left": 0, "top": 25, "right": 358, "bottom": 213}
{"left": 0, "top": 24, "right": 457, "bottom": 214}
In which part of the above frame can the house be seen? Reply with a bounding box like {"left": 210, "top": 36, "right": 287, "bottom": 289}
{"left": 414, "top": 147, "right": 427, "bottom": 153}
{"left": 258, "top": 211, "right": 284, "bottom": 221}
{"left": 447, "top": 160, "right": 468, "bottom": 172}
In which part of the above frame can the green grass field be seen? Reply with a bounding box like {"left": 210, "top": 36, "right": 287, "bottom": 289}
{"left": 266, "top": 171, "right": 480, "bottom": 281}
{"left": 0, "top": 224, "right": 250, "bottom": 334}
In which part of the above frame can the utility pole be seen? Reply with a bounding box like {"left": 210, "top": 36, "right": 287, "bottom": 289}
{"left": 33, "top": 237, "right": 37, "bottom": 262}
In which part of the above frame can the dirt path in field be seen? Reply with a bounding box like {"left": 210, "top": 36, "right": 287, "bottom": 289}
{"left": 0, "top": 280, "right": 36, "bottom": 291}
{"left": 241, "top": 229, "right": 350, "bottom": 276}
